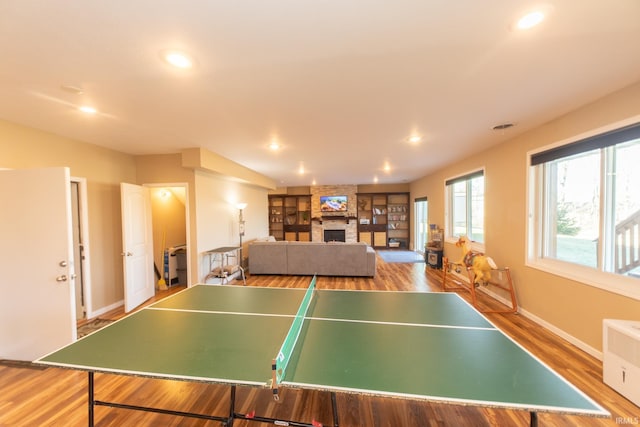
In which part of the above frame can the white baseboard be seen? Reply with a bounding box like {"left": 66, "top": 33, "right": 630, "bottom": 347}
{"left": 476, "top": 283, "right": 603, "bottom": 361}
{"left": 86, "top": 300, "right": 123, "bottom": 320}
{"left": 475, "top": 285, "right": 515, "bottom": 311}
{"left": 517, "top": 306, "right": 603, "bottom": 361}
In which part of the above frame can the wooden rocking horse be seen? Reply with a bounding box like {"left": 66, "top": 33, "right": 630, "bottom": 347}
{"left": 442, "top": 236, "right": 518, "bottom": 313}
{"left": 455, "top": 236, "right": 497, "bottom": 286}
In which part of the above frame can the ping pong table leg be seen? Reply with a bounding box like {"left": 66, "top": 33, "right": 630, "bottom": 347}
{"left": 331, "top": 392, "right": 339, "bottom": 427}
{"left": 530, "top": 411, "right": 538, "bottom": 427}
{"left": 228, "top": 385, "right": 236, "bottom": 427}
{"left": 88, "top": 372, "right": 95, "bottom": 427}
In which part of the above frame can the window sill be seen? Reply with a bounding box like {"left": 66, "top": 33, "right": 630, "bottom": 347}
{"left": 445, "top": 237, "right": 485, "bottom": 253}
{"left": 526, "top": 257, "right": 640, "bottom": 301}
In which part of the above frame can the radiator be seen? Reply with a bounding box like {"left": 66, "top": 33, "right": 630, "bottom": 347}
{"left": 603, "top": 319, "right": 640, "bottom": 407}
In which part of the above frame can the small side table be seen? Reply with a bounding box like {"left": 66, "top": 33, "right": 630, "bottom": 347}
{"left": 425, "top": 246, "right": 443, "bottom": 269}
{"left": 203, "top": 246, "right": 246, "bottom": 285}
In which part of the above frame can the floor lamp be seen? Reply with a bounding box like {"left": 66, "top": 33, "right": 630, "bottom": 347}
{"left": 237, "top": 203, "right": 247, "bottom": 268}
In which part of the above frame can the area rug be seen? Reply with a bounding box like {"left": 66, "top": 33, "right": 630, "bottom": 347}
{"left": 378, "top": 250, "right": 425, "bottom": 263}
{"left": 77, "top": 318, "right": 113, "bottom": 338}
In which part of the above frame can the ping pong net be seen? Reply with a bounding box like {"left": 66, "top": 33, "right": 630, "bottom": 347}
{"left": 271, "top": 275, "right": 317, "bottom": 399}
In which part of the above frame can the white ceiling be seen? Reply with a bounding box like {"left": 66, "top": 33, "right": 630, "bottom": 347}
{"left": 1, "top": 1, "right": 639, "bottom": 186}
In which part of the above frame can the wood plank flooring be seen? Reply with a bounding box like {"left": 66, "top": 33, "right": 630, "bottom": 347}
{"left": 1, "top": 254, "right": 638, "bottom": 426}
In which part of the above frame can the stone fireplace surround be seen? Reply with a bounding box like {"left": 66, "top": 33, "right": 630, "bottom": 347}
{"left": 311, "top": 185, "right": 358, "bottom": 243}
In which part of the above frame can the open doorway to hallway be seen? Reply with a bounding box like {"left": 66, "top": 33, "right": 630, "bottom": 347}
{"left": 148, "top": 185, "right": 189, "bottom": 289}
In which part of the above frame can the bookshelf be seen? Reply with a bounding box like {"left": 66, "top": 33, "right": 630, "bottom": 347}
{"left": 357, "top": 192, "right": 409, "bottom": 249}
{"left": 269, "top": 195, "right": 311, "bottom": 241}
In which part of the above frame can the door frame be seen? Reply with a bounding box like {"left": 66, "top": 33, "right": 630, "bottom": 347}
{"left": 414, "top": 197, "right": 429, "bottom": 254}
{"left": 71, "top": 176, "right": 93, "bottom": 319}
{"left": 145, "top": 182, "right": 191, "bottom": 287}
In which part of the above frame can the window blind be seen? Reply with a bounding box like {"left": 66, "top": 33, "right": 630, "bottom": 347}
{"left": 531, "top": 122, "right": 640, "bottom": 166}
{"left": 445, "top": 170, "right": 483, "bottom": 187}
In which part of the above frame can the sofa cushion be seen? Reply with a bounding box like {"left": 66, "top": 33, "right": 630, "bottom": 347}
{"left": 287, "top": 241, "right": 370, "bottom": 276}
{"left": 248, "top": 241, "right": 288, "bottom": 274}
{"left": 249, "top": 240, "right": 375, "bottom": 277}
{"left": 286, "top": 241, "right": 324, "bottom": 275}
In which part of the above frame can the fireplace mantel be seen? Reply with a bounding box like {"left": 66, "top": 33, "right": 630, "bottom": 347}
{"left": 312, "top": 215, "right": 357, "bottom": 224}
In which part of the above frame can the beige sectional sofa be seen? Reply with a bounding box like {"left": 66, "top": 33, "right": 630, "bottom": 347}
{"left": 248, "top": 241, "right": 376, "bottom": 277}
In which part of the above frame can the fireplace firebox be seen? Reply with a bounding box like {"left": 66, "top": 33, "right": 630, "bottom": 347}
{"left": 324, "top": 229, "right": 346, "bottom": 242}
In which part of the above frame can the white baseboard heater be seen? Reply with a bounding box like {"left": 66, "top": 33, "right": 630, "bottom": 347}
{"left": 603, "top": 319, "right": 640, "bottom": 407}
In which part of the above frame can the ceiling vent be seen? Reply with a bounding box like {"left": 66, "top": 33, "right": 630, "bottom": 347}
{"left": 491, "top": 123, "right": 515, "bottom": 131}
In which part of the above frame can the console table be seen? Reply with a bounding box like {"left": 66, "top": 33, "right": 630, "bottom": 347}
{"left": 203, "top": 246, "right": 246, "bottom": 285}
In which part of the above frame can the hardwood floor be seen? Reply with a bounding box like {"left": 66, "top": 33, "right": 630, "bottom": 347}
{"left": 1, "top": 254, "right": 638, "bottom": 426}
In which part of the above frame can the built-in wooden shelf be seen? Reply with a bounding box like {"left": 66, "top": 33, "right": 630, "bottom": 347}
{"left": 356, "top": 192, "right": 409, "bottom": 249}
{"left": 269, "top": 194, "right": 311, "bottom": 241}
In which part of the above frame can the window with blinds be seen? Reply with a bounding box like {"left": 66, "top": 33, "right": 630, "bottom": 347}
{"left": 445, "top": 170, "right": 485, "bottom": 243}
{"left": 527, "top": 121, "right": 640, "bottom": 299}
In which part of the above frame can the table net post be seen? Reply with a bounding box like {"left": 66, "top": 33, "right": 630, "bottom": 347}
{"left": 271, "top": 275, "right": 317, "bottom": 398}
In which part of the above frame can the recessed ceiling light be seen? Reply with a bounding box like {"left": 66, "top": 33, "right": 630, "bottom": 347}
{"left": 408, "top": 135, "right": 422, "bottom": 144}
{"left": 78, "top": 106, "right": 97, "bottom": 114}
{"left": 269, "top": 141, "right": 280, "bottom": 151}
{"left": 517, "top": 11, "right": 544, "bottom": 29}
{"left": 161, "top": 50, "right": 194, "bottom": 69}
{"left": 516, "top": 10, "right": 545, "bottom": 30}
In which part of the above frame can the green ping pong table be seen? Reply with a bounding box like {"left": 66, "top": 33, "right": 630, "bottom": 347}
{"left": 37, "top": 277, "right": 609, "bottom": 426}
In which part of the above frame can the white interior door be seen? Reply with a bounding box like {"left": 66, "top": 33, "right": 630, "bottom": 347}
{"left": 121, "top": 183, "right": 154, "bottom": 312}
{"left": 0, "top": 167, "right": 76, "bottom": 361}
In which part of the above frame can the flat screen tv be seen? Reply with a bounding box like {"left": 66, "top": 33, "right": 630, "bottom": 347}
{"left": 320, "top": 195, "right": 348, "bottom": 212}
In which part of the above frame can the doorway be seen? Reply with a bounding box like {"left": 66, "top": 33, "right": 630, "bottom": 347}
{"left": 119, "top": 183, "right": 190, "bottom": 313}
{"left": 148, "top": 184, "right": 189, "bottom": 288}
{"left": 71, "top": 178, "right": 91, "bottom": 320}
{"left": 414, "top": 197, "right": 428, "bottom": 254}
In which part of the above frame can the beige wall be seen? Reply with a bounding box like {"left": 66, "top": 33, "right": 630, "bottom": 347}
{"left": 135, "top": 154, "right": 196, "bottom": 285}
{"left": 0, "top": 119, "right": 137, "bottom": 312}
{"left": 410, "top": 81, "right": 640, "bottom": 354}
{"left": 135, "top": 153, "right": 271, "bottom": 284}
{"left": 193, "top": 170, "right": 269, "bottom": 279}
{"left": 357, "top": 183, "right": 410, "bottom": 194}
{"left": 0, "top": 132, "right": 272, "bottom": 315}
